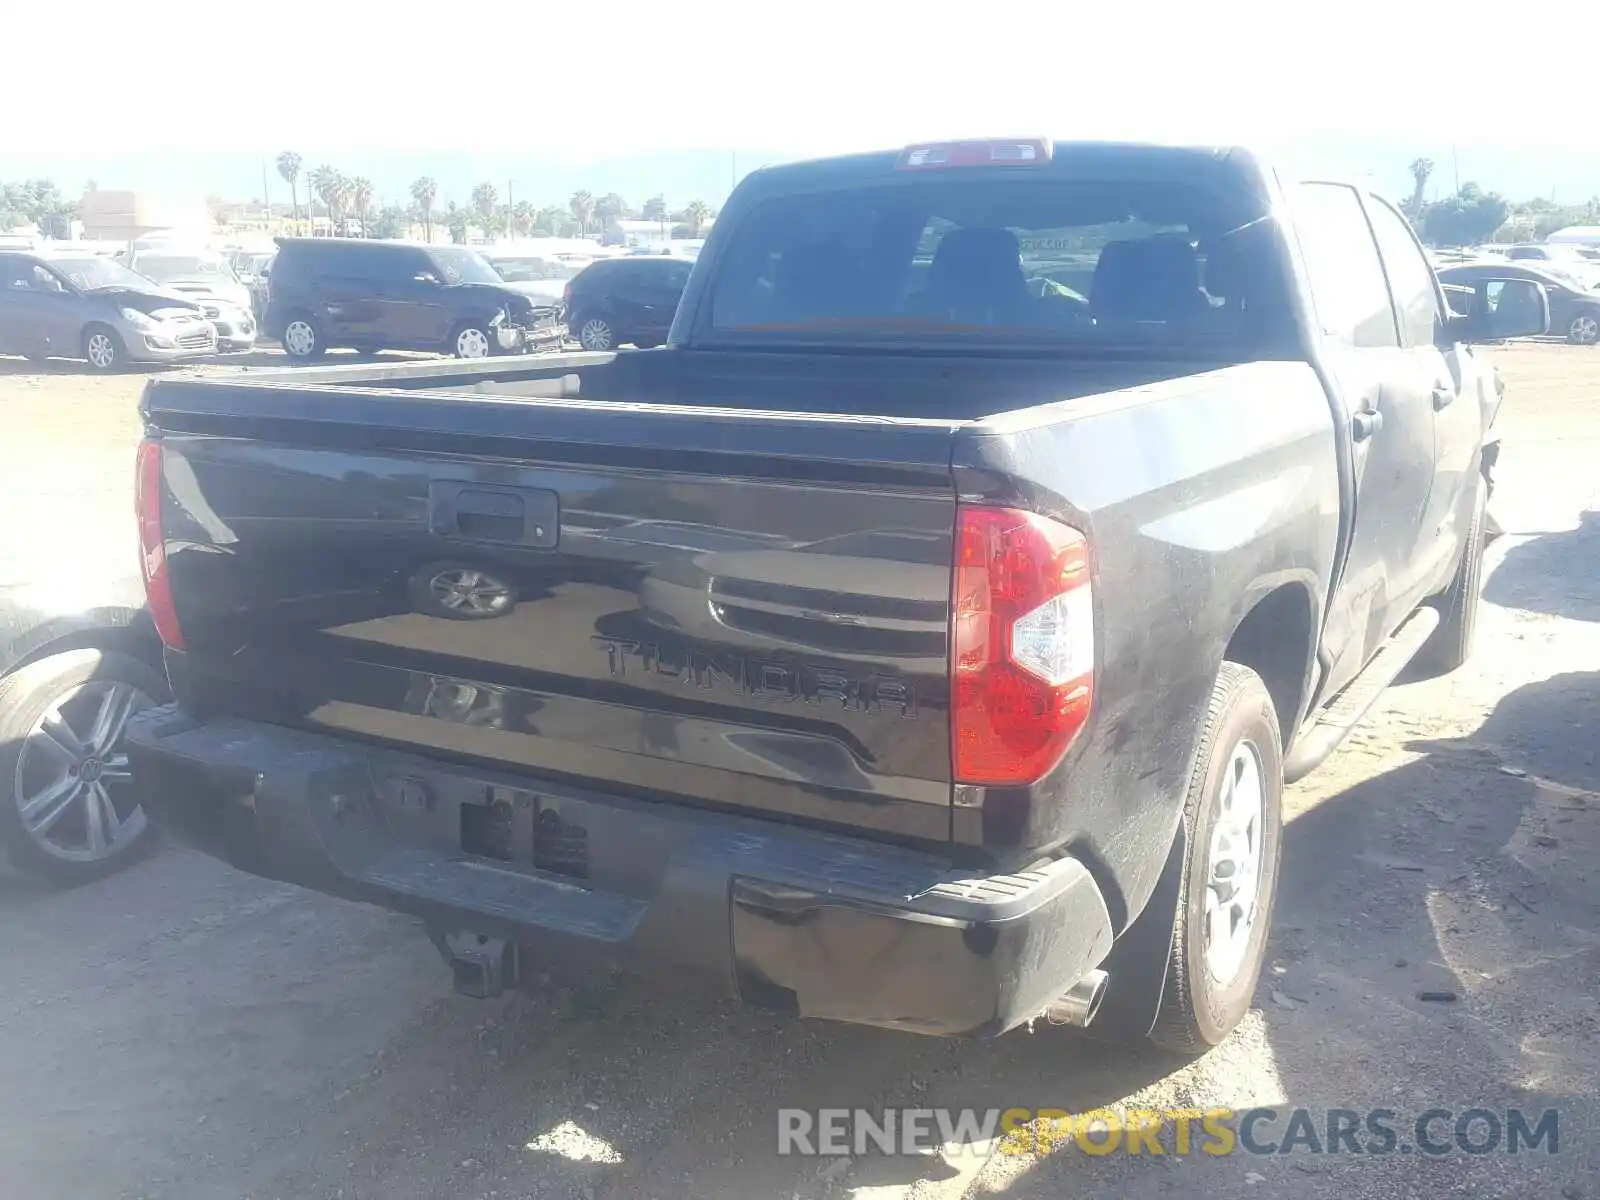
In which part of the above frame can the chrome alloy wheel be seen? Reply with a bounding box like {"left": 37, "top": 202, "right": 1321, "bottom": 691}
{"left": 13, "top": 680, "right": 154, "bottom": 864}
{"left": 429, "top": 568, "right": 513, "bottom": 616}
{"left": 85, "top": 331, "right": 117, "bottom": 369}
{"left": 1202, "top": 738, "right": 1265, "bottom": 984}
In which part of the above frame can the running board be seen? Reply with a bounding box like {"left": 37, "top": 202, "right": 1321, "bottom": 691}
{"left": 1283, "top": 605, "right": 1440, "bottom": 783}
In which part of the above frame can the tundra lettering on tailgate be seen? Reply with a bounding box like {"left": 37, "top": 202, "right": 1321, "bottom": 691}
{"left": 593, "top": 636, "right": 918, "bottom": 717}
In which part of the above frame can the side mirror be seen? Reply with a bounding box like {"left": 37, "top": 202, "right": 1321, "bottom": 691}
{"left": 1449, "top": 277, "right": 1550, "bottom": 342}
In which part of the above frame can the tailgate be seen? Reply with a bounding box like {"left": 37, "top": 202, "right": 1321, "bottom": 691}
{"left": 144, "top": 379, "right": 960, "bottom": 842}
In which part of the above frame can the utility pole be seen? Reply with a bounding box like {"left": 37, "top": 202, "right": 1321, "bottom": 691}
{"left": 1451, "top": 144, "right": 1460, "bottom": 194}
{"left": 507, "top": 179, "right": 514, "bottom": 238}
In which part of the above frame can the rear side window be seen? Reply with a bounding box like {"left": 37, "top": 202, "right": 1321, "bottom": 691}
{"left": 1288, "top": 183, "right": 1398, "bottom": 349}
{"left": 702, "top": 177, "right": 1284, "bottom": 348}
{"left": 1365, "top": 196, "right": 1442, "bottom": 347}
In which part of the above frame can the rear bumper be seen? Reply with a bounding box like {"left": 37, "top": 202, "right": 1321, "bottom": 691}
{"left": 126, "top": 708, "right": 1114, "bottom": 1036}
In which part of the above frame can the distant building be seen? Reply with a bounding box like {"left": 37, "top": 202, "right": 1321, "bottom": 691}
{"left": 78, "top": 189, "right": 210, "bottom": 242}
{"left": 605, "top": 217, "right": 673, "bottom": 248}
{"left": 1546, "top": 225, "right": 1600, "bottom": 248}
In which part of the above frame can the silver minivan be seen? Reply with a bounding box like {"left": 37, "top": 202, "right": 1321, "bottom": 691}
{"left": 0, "top": 251, "right": 216, "bottom": 370}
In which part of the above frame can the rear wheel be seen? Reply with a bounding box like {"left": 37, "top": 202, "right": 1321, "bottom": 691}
{"left": 576, "top": 315, "right": 615, "bottom": 351}
{"left": 1418, "top": 474, "right": 1487, "bottom": 675}
{"left": 1568, "top": 313, "right": 1600, "bottom": 345}
{"left": 281, "top": 315, "right": 324, "bottom": 360}
{"left": 0, "top": 649, "right": 166, "bottom": 884}
{"left": 81, "top": 325, "right": 123, "bottom": 372}
{"left": 1147, "top": 662, "right": 1284, "bottom": 1054}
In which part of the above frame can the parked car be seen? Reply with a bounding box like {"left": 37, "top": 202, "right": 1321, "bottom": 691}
{"left": 0, "top": 251, "right": 216, "bottom": 370}
{"left": 263, "top": 238, "right": 564, "bottom": 361}
{"left": 1438, "top": 260, "right": 1600, "bottom": 344}
{"left": 1, "top": 579, "right": 166, "bottom": 883}
{"left": 124, "top": 246, "right": 257, "bottom": 351}
{"left": 227, "top": 250, "right": 275, "bottom": 318}
{"left": 562, "top": 255, "right": 693, "bottom": 349}
{"left": 481, "top": 251, "right": 581, "bottom": 308}
{"left": 128, "top": 139, "right": 1545, "bottom": 1052}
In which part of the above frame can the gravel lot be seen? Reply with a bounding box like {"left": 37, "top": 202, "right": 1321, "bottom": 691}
{"left": 1, "top": 345, "right": 1596, "bottom": 1200}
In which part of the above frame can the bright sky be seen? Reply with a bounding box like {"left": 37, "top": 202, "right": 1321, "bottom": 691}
{"left": 5, "top": 0, "right": 1591, "bottom": 158}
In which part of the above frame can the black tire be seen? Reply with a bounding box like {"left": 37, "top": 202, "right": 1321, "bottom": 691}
{"left": 1147, "top": 662, "right": 1284, "bottom": 1054}
{"left": 0, "top": 648, "right": 168, "bottom": 885}
{"left": 574, "top": 313, "right": 616, "bottom": 351}
{"left": 449, "top": 321, "right": 495, "bottom": 360}
{"left": 1417, "top": 475, "right": 1487, "bottom": 675}
{"left": 280, "top": 313, "right": 325, "bottom": 361}
{"left": 81, "top": 324, "right": 124, "bottom": 372}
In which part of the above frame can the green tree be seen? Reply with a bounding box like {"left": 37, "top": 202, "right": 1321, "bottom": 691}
{"left": 471, "top": 181, "right": 499, "bottom": 236}
{"left": 446, "top": 201, "right": 468, "bottom": 245}
{"left": 1404, "top": 157, "right": 1433, "bottom": 219}
{"left": 569, "top": 189, "right": 595, "bottom": 236}
{"left": 681, "top": 199, "right": 713, "bottom": 235}
{"left": 349, "top": 177, "right": 374, "bottom": 236}
{"left": 276, "top": 151, "right": 303, "bottom": 223}
{"left": 308, "top": 165, "right": 344, "bottom": 227}
{"left": 641, "top": 194, "right": 667, "bottom": 224}
{"left": 511, "top": 200, "right": 536, "bottom": 236}
{"left": 1421, "top": 183, "right": 1511, "bottom": 248}
{"left": 595, "top": 192, "right": 629, "bottom": 231}
{"left": 410, "top": 176, "right": 438, "bottom": 243}
{"left": 371, "top": 204, "right": 408, "bottom": 239}
{"left": 535, "top": 205, "right": 575, "bottom": 236}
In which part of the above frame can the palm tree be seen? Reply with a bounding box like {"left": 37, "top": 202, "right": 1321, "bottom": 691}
{"left": 1407, "top": 158, "right": 1434, "bottom": 217}
{"left": 511, "top": 200, "right": 536, "bottom": 236}
{"left": 276, "top": 151, "right": 302, "bottom": 225}
{"left": 308, "top": 165, "right": 342, "bottom": 231}
{"left": 682, "top": 199, "right": 712, "bottom": 236}
{"left": 471, "top": 182, "right": 499, "bottom": 238}
{"left": 333, "top": 176, "right": 357, "bottom": 234}
{"left": 349, "top": 177, "right": 374, "bottom": 237}
{"left": 569, "top": 190, "right": 595, "bottom": 237}
{"left": 410, "top": 176, "right": 438, "bottom": 243}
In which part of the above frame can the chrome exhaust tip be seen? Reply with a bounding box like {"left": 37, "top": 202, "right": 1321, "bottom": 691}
{"left": 1043, "top": 968, "right": 1109, "bottom": 1028}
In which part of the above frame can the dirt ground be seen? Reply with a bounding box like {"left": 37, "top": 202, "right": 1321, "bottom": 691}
{"left": 0, "top": 345, "right": 1596, "bottom": 1200}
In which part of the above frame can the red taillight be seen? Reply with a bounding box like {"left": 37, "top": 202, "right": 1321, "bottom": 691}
{"left": 135, "top": 438, "right": 184, "bottom": 650}
{"left": 897, "top": 138, "right": 1053, "bottom": 171}
{"left": 951, "top": 505, "right": 1093, "bottom": 786}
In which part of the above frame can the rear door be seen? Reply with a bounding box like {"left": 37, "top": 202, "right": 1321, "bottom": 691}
{"left": 606, "top": 262, "right": 660, "bottom": 343}
{"left": 369, "top": 246, "right": 447, "bottom": 349}
{"left": 1289, "top": 182, "right": 1438, "bottom": 695}
{"left": 1363, "top": 193, "right": 1485, "bottom": 599}
{"left": 303, "top": 244, "right": 377, "bottom": 346}
{"left": 0, "top": 254, "right": 40, "bottom": 355}
{"left": 639, "top": 260, "right": 692, "bottom": 341}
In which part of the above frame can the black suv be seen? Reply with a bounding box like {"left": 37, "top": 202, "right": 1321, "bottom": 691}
{"left": 263, "top": 238, "right": 564, "bottom": 361}
{"left": 563, "top": 256, "right": 693, "bottom": 350}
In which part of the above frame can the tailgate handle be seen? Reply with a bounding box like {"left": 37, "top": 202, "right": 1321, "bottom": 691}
{"left": 429, "top": 483, "right": 559, "bottom": 548}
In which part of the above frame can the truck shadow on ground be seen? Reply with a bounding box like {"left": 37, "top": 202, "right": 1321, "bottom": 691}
{"left": 994, "top": 669, "right": 1600, "bottom": 1198}
{"left": 1483, "top": 508, "right": 1600, "bottom": 622}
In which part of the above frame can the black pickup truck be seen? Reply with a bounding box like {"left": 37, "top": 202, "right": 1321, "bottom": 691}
{"left": 126, "top": 140, "right": 1545, "bottom": 1051}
